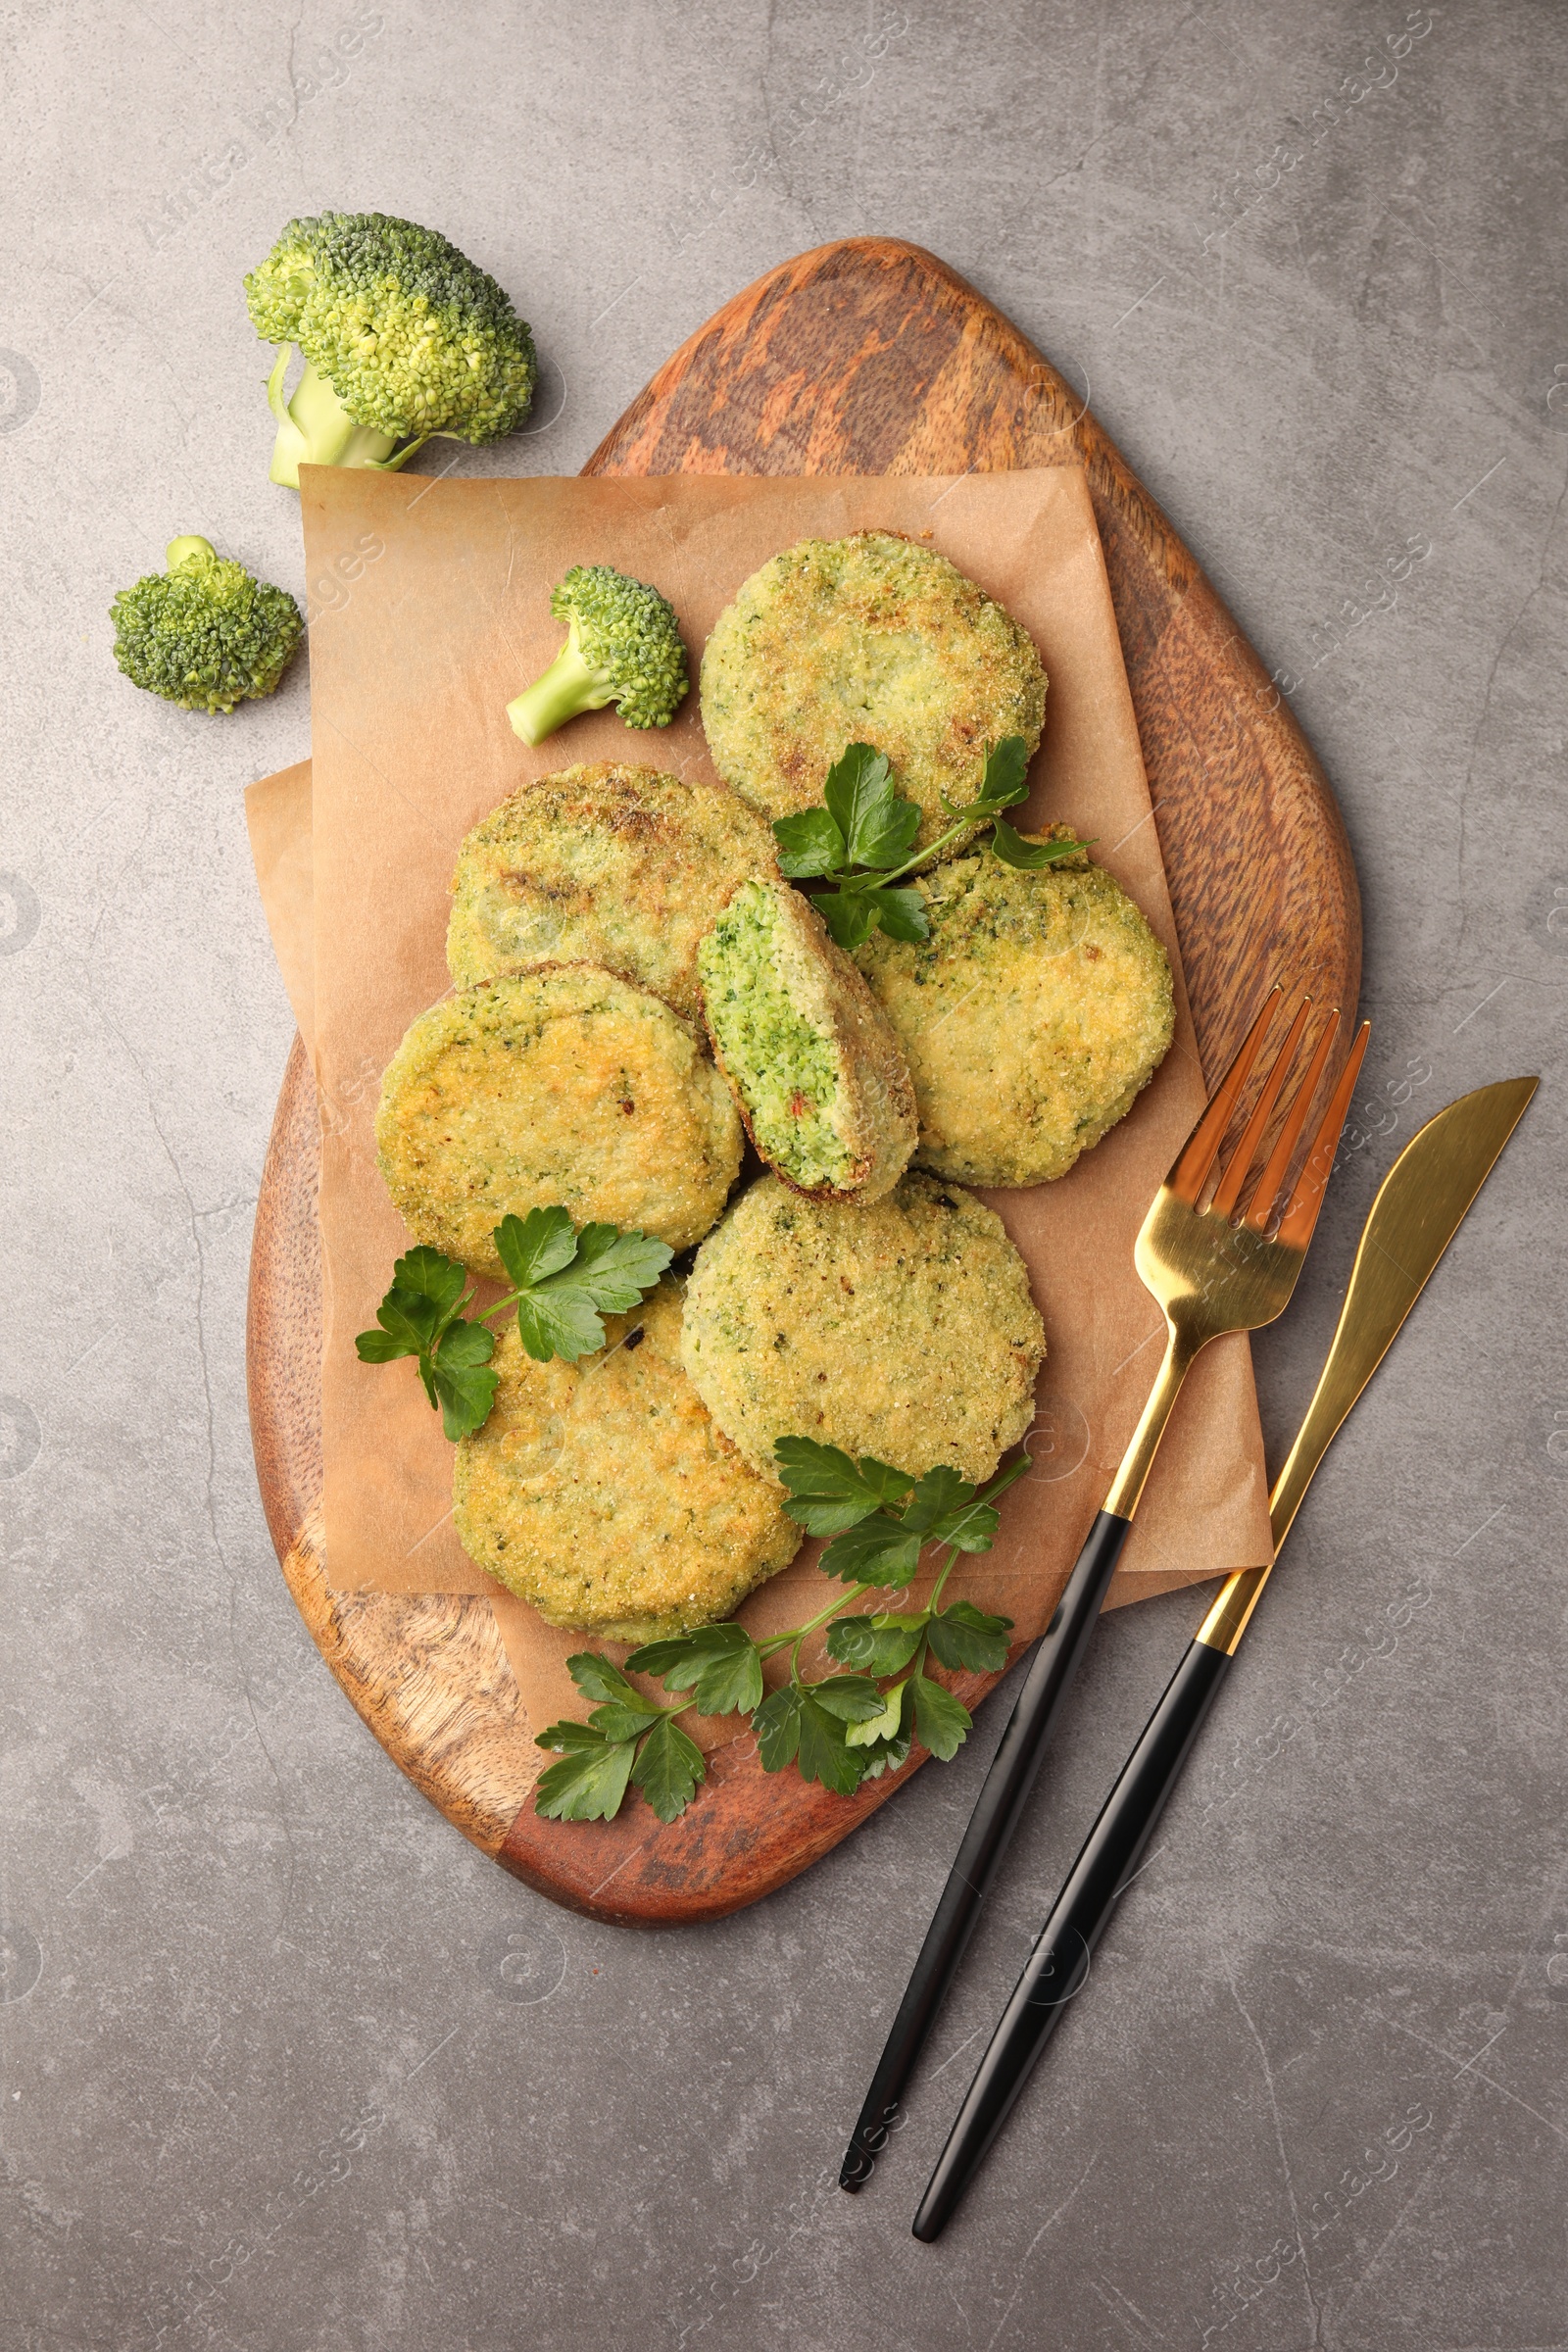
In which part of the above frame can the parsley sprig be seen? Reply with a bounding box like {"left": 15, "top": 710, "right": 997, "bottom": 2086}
{"left": 354, "top": 1207, "right": 672, "bottom": 1441}
{"left": 533, "top": 1439, "right": 1028, "bottom": 1824}
{"left": 771, "top": 738, "right": 1094, "bottom": 949}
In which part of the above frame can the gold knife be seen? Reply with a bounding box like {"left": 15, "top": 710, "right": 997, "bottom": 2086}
{"left": 912, "top": 1075, "right": 1540, "bottom": 2241}
{"left": 1200, "top": 1072, "right": 1539, "bottom": 1648}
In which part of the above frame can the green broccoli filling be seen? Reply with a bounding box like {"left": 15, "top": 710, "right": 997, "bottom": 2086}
{"left": 700, "top": 888, "right": 850, "bottom": 1190}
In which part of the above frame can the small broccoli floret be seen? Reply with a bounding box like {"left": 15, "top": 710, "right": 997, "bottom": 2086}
{"left": 244, "top": 211, "right": 536, "bottom": 489}
{"left": 507, "top": 566, "right": 689, "bottom": 745}
{"left": 111, "top": 537, "right": 305, "bottom": 713}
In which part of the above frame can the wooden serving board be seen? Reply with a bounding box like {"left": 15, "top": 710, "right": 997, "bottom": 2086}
{"left": 247, "top": 238, "right": 1360, "bottom": 1926}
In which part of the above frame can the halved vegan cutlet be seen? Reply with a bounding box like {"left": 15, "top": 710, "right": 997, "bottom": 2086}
{"left": 696, "top": 878, "right": 916, "bottom": 1203}
{"left": 374, "top": 965, "right": 743, "bottom": 1279}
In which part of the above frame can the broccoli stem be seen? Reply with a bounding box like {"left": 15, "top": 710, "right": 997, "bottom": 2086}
{"left": 265, "top": 349, "right": 429, "bottom": 489}
{"left": 166, "top": 536, "right": 218, "bottom": 574}
{"left": 506, "top": 628, "right": 613, "bottom": 745}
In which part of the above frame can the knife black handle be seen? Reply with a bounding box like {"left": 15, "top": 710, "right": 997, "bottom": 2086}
{"left": 839, "top": 1509, "right": 1131, "bottom": 2191}
{"left": 911, "top": 1634, "right": 1232, "bottom": 2240}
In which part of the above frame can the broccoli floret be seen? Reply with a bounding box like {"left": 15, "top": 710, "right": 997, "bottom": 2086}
{"left": 111, "top": 537, "right": 304, "bottom": 713}
{"left": 507, "top": 565, "right": 689, "bottom": 745}
{"left": 244, "top": 212, "right": 536, "bottom": 489}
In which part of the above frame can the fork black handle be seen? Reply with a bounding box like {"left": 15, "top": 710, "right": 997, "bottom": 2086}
{"left": 910, "top": 1633, "right": 1232, "bottom": 2239}
{"left": 839, "top": 1509, "right": 1131, "bottom": 2191}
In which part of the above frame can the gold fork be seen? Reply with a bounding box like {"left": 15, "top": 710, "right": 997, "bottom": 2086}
{"left": 1105, "top": 988, "right": 1369, "bottom": 1514}
{"left": 841, "top": 988, "right": 1370, "bottom": 2192}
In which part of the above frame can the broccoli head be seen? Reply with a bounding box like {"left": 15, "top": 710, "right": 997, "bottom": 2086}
{"left": 111, "top": 537, "right": 305, "bottom": 713}
{"left": 244, "top": 211, "right": 536, "bottom": 489}
{"left": 507, "top": 565, "right": 689, "bottom": 745}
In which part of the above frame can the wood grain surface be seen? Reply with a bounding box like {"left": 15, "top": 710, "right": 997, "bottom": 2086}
{"left": 246, "top": 237, "right": 1360, "bottom": 1926}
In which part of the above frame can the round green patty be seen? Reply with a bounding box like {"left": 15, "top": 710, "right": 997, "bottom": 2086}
{"left": 447, "top": 760, "right": 779, "bottom": 1021}
{"left": 374, "top": 967, "right": 743, "bottom": 1279}
{"left": 700, "top": 531, "right": 1047, "bottom": 863}
{"left": 453, "top": 1281, "right": 800, "bottom": 1642}
{"left": 853, "top": 836, "right": 1175, "bottom": 1186}
{"left": 681, "top": 1172, "right": 1044, "bottom": 1487}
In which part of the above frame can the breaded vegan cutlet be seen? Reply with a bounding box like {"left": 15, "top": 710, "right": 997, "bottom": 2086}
{"left": 446, "top": 761, "right": 779, "bottom": 1021}
{"left": 854, "top": 833, "right": 1175, "bottom": 1187}
{"left": 453, "top": 1280, "right": 800, "bottom": 1642}
{"left": 697, "top": 878, "right": 916, "bottom": 1203}
{"left": 681, "top": 1173, "right": 1045, "bottom": 1487}
{"left": 375, "top": 966, "right": 743, "bottom": 1279}
{"left": 700, "top": 532, "right": 1047, "bottom": 863}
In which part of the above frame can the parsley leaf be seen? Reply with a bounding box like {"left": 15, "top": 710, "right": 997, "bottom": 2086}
{"left": 359, "top": 1210, "right": 672, "bottom": 1441}
{"left": 589, "top": 1697, "right": 665, "bottom": 1744}
{"left": 819, "top": 1513, "right": 924, "bottom": 1588}
{"left": 630, "top": 1714, "right": 707, "bottom": 1823}
{"left": 850, "top": 1679, "right": 916, "bottom": 1781}
{"left": 933, "top": 1451, "right": 1033, "bottom": 1546}
{"left": 568, "top": 1222, "right": 676, "bottom": 1309}
{"left": 813, "top": 888, "right": 880, "bottom": 952}
{"left": 426, "top": 1319, "right": 502, "bottom": 1442}
{"left": 492, "top": 1204, "right": 577, "bottom": 1289}
{"left": 859, "top": 886, "right": 929, "bottom": 942}
{"left": 767, "top": 735, "right": 1090, "bottom": 955}
{"left": 844, "top": 1677, "right": 908, "bottom": 1748}
{"left": 910, "top": 1670, "right": 973, "bottom": 1761}
{"left": 976, "top": 733, "right": 1031, "bottom": 808}
{"left": 808, "top": 1675, "right": 886, "bottom": 1725}
{"left": 939, "top": 735, "right": 1032, "bottom": 822}
{"left": 812, "top": 1456, "right": 1029, "bottom": 1584}
{"left": 566, "top": 1654, "right": 662, "bottom": 1739}
{"left": 753, "top": 1683, "right": 805, "bottom": 1775}
{"left": 900, "top": 1465, "right": 981, "bottom": 1540}
{"left": 566, "top": 1653, "right": 638, "bottom": 1707}
{"left": 492, "top": 1207, "right": 672, "bottom": 1363}
{"left": 768, "top": 744, "right": 930, "bottom": 947}
{"left": 774, "top": 1438, "right": 915, "bottom": 1534}
{"left": 825, "top": 1611, "right": 928, "bottom": 1675}
{"left": 757, "top": 1682, "right": 878, "bottom": 1792}
{"left": 926, "top": 1599, "right": 1015, "bottom": 1675}
{"left": 822, "top": 744, "right": 922, "bottom": 870}
{"left": 626, "top": 1623, "right": 764, "bottom": 1717}
{"left": 796, "top": 1689, "right": 874, "bottom": 1794}
{"left": 533, "top": 1722, "right": 638, "bottom": 1821}
{"left": 773, "top": 803, "right": 849, "bottom": 878}
{"left": 990, "top": 816, "right": 1094, "bottom": 870}
{"left": 817, "top": 883, "right": 930, "bottom": 950}
{"left": 354, "top": 1246, "right": 498, "bottom": 1440}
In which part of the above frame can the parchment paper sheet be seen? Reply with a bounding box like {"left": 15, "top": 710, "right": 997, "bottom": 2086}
{"left": 255, "top": 464, "right": 1270, "bottom": 1737}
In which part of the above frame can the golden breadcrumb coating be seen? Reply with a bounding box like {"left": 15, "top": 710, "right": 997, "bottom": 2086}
{"left": 681, "top": 1173, "right": 1044, "bottom": 1487}
{"left": 375, "top": 966, "right": 742, "bottom": 1279}
{"left": 454, "top": 1281, "right": 801, "bottom": 1641}
{"left": 700, "top": 531, "right": 1047, "bottom": 864}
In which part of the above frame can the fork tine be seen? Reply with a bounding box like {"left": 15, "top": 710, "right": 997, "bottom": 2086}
{"left": 1243, "top": 1008, "right": 1341, "bottom": 1231}
{"left": 1275, "top": 1021, "right": 1372, "bottom": 1250}
{"left": 1210, "top": 996, "right": 1313, "bottom": 1219}
{"left": 1167, "top": 986, "right": 1282, "bottom": 1204}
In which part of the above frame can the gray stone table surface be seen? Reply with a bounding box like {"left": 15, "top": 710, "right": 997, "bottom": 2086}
{"left": 2, "top": 3, "right": 1564, "bottom": 2346}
